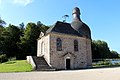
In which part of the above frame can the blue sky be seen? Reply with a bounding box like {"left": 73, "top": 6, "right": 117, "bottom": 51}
{"left": 0, "top": 0, "right": 120, "bottom": 53}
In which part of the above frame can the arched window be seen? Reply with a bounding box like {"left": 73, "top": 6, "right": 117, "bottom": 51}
{"left": 74, "top": 40, "right": 78, "bottom": 51}
{"left": 57, "top": 38, "right": 62, "bottom": 51}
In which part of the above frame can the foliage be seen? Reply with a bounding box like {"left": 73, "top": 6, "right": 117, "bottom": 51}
{"left": 92, "top": 59, "right": 120, "bottom": 67}
{"left": 0, "top": 18, "right": 49, "bottom": 59}
{"left": 110, "top": 50, "right": 119, "bottom": 58}
{"left": 92, "top": 40, "right": 119, "bottom": 59}
{"left": 0, "top": 54, "right": 8, "bottom": 63}
{"left": 18, "top": 21, "right": 49, "bottom": 59}
{"left": 0, "top": 60, "right": 32, "bottom": 72}
{"left": 20, "top": 22, "right": 39, "bottom": 56}
{"left": 97, "top": 60, "right": 111, "bottom": 66}
{"left": 0, "top": 24, "right": 21, "bottom": 57}
{"left": 19, "top": 22, "right": 25, "bottom": 37}
{"left": 0, "top": 17, "right": 6, "bottom": 27}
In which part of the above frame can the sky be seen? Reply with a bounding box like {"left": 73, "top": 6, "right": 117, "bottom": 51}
{"left": 0, "top": 0, "right": 120, "bottom": 53}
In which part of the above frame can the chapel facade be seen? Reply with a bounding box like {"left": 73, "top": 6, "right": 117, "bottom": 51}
{"left": 37, "top": 7, "right": 92, "bottom": 70}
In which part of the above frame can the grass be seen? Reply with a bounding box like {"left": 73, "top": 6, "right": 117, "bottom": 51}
{"left": 0, "top": 60, "right": 33, "bottom": 72}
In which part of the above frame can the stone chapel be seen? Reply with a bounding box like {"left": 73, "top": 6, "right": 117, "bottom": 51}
{"left": 35, "top": 7, "right": 92, "bottom": 70}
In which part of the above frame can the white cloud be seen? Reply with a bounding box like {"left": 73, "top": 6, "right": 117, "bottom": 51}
{"left": 13, "top": 0, "right": 34, "bottom": 6}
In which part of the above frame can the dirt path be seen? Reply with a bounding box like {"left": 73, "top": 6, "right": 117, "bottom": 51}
{"left": 0, "top": 67, "right": 120, "bottom": 80}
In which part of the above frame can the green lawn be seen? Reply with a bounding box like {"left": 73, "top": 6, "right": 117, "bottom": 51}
{"left": 0, "top": 60, "right": 33, "bottom": 72}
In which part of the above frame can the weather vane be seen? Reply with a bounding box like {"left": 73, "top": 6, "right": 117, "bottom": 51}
{"left": 62, "top": 15, "right": 69, "bottom": 22}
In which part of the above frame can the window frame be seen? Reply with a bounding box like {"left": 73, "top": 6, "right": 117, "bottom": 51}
{"left": 56, "top": 38, "right": 62, "bottom": 51}
{"left": 74, "top": 40, "right": 78, "bottom": 51}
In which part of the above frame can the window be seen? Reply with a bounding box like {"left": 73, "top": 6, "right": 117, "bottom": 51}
{"left": 57, "top": 38, "right": 62, "bottom": 51}
{"left": 74, "top": 40, "right": 78, "bottom": 51}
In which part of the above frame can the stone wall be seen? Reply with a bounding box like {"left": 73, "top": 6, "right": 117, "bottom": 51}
{"left": 37, "top": 35, "right": 51, "bottom": 66}
{"left": 37, "top": 32, "right": 92, "bottom": 70}
{"left": 86, "top": 39, "right": 92, "bottom": 67}
{"left": 27, "top": 56, "right": 36, "bottom": 70}
{"left": 49, "top": 33, "right": 92, "bottom": 69}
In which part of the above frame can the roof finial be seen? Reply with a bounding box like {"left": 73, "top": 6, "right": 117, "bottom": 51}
{"left": 72, "top": 7, "right": 81, "bottom": 21}
{"left": 62, "top": 15, "right": 69, "bottom": 22}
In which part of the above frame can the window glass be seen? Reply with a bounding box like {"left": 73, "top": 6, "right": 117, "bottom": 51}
{"left": 57, "top": 38, "right": 62, "bottom": 51}
{"left": 74, "top": 40, "right": 78, "bottom": 51}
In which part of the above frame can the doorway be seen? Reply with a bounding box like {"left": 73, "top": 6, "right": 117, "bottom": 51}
{"left": 66, "top": 59, "right": 70, "bottom": 69}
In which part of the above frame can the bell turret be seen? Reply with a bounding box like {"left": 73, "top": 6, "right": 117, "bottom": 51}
{"left": 72, "top": 7, "right": 81, "bottom": 21}
{"left": 71, "top": 7, "right": 91, "bottom": 39}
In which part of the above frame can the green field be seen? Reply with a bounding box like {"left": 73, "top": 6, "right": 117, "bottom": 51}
{"left": 0, "top": 60, "right": 32, "bottom": 72}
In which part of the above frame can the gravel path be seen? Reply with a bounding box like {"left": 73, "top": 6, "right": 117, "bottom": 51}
{"left": 0, "top": 67, "right": 120, "bottom": 80}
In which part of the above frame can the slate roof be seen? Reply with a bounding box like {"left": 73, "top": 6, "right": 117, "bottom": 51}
{"left": 46, "top": 21, "right": 82, "bottom": 37}
{"left": 71, "top": 20, "right": 91, "bottom": 39}
{"left": 45, "top": 7, "right": 91, "bottom": 39}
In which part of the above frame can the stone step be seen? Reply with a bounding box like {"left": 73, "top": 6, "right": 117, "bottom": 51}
{"left": 36, "top": 68, "right": 56, "bottom": 71}
{"left": 35, "top": 61, "right": 48, "bottom": 64}
{"left": 36, "top": 64, "right": 48, "bottom": 66}
{"left": 37, "top": 67, "right": 52, "bottom": 69}
{"left": 32, "top": 56, "right": 55, "bottom": 71}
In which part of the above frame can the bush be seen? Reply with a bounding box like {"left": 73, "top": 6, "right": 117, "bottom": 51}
{"left": 8, "top": 57, "right": 16, "bottom": 61}
{"left": 94, "top": 60, "right": 112, "bottom": 66}
{"left": 0, "top": 54, "right": 8, "bottom": 63}
{"left": 114, "top": 62, "right": 120, "bottom": 65}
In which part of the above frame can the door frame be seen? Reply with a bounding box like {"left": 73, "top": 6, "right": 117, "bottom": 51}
{"left": 65, "top": 57, "right": 71, "bottom": 70}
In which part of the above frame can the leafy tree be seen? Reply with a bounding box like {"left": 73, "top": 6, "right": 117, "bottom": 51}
{"left": 37, "top": 21, "right": 43, "bottom": 27}
{"left": 19, "top": 22, "right": 25, "bottom": 37}
{"left": 0, "top": 24, "right": 21, "bottom": 57}
{"left": 19, "top": 22, "right": 49, "bottom": 59}
{"left": 37, "top": 21, "right": 49, "bottom": 33}
{"left": 0, "top": 17, "right": 6, "bottom": 27}
{"left": 110, "top": 50, "right": 119, "bottom": 58}
{"left": 92, "top": 40, "right": 119, "bottom": 59}
{"left": 92, "top": 40, "right": 111, "bottom": 59}
{"left": 20, "top": 22, "right": 40, "bottom": 56}
{"left": 0, "top": 17, "right": 6, "bottom": 40}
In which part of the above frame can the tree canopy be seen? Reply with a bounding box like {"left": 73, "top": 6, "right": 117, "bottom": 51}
{"left": 92, "top": 40, "right": 119, "bottom": 59}
{"left": 0, "top": 20, "right": 49, "bottom": 59}
{"left": 0, "top": 17, "right": 6, "bottom": 27}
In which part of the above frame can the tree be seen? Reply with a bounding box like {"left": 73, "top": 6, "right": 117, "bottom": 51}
{"left": 92, "top": 40, "right": 111, "bottom": 59}
{"left": 37, "top": 21, "right": 49, "bottom": 33}
{"left": 0, "top": 24, "right": 21, "bottom": 57}
{"left": 0, "top": 17, "right": 6, "bottom": 27}
{"left": 0, "top": 17, "right": 6, "bottom": 39}
{"left": 20, "top": 22, "right": 40, "bottom": 56}
{"left": 92, "top": 40, "right": 120, "bottom": 59}
{"left": 110, "top": 50, "right": 119, "bottom": 58}
{"left": 19, "top": 22, "right": 49, "bottom": 59}
{"left": 37, "top": 21, "right": 43, "bottom": 27}
{"left": 19, "top": 22, "right": 25, "bottom": 37}
{"left": 0, "top": 20, "right": 49, "bottom": 59}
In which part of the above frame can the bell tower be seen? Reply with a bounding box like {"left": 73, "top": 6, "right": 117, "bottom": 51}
{"left": 72, "top": 7, "right": 81, "bottom": 21}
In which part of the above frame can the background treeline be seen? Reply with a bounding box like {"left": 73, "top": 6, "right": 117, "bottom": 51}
{"left": 0, "top": 18, "right": 119, "bottom": 60}
{"left": 0, "top": 18, "right": 49, "bottom": 60}
{"left": 92, "top": 40, "right": 119, "bottom": 59}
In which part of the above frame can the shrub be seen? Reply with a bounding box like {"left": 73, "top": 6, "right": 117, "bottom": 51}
{"left": 8, "top": 57, "right": 16, "bottom": 61}
{"left": 103, "top": 61, "right": 111, "bottom": 65}
{"left": 94, "top": 60, "right": 112, "bottom": 66}
{"left": 0, "top": 54, "right": 8, "bottom": 63}
{"left": 114, "top": 62, "right": 120, "bottom": 65}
